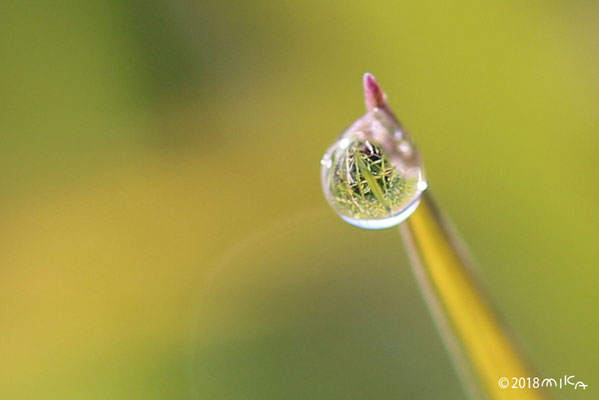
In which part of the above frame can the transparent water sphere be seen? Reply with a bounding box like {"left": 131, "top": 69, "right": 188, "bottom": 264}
{"left": 321, "top": 106, "right": 427, "bottom": 229}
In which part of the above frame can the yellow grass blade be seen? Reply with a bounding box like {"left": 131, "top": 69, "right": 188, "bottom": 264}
{"left": 400, "top": 192, "right": 548, "bottom": 400}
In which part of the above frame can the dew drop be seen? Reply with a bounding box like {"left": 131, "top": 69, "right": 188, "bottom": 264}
{"left": 321, "top": 107, "right": 426, "bottom": 229}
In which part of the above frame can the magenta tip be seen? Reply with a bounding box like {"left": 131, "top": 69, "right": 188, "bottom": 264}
{"left": 363, "top": 73, "right": 388, "bottom": 111}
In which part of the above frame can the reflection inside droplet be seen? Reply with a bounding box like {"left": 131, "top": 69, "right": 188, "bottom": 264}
{"left": 321, "top": 107, "right": 426, "bottom": 229}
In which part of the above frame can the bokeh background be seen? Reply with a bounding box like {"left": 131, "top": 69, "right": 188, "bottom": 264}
{"left": 1, "top": 1, "right": 597, "bottom": 399}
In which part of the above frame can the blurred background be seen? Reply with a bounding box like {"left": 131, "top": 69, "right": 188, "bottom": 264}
{"left": 1, "top": 1, "right": 597, "bottom": 399}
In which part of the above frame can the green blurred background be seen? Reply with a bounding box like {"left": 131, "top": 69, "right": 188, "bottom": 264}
{"left": 1, "top": 1, "right": 597, "bottom": 399}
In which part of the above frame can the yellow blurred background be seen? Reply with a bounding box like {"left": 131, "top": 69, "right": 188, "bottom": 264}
{"left": 1, "top": 1, "right": 597, "bottom": 399}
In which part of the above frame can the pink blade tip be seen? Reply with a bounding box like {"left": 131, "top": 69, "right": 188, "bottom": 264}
{"left": 363, "top": 73, "right": 388, "bottom": 110}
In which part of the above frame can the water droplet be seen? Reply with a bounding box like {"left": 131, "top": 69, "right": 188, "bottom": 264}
{"left": 321, "top": 107, "right": 426, "bottom": 229}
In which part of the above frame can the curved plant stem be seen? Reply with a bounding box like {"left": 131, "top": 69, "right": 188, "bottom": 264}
{"left": 400, "top": 192, "right": 548, "bottom": 400}
{"left": 355, "top": 73, "right": 549, "bottom": 398}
